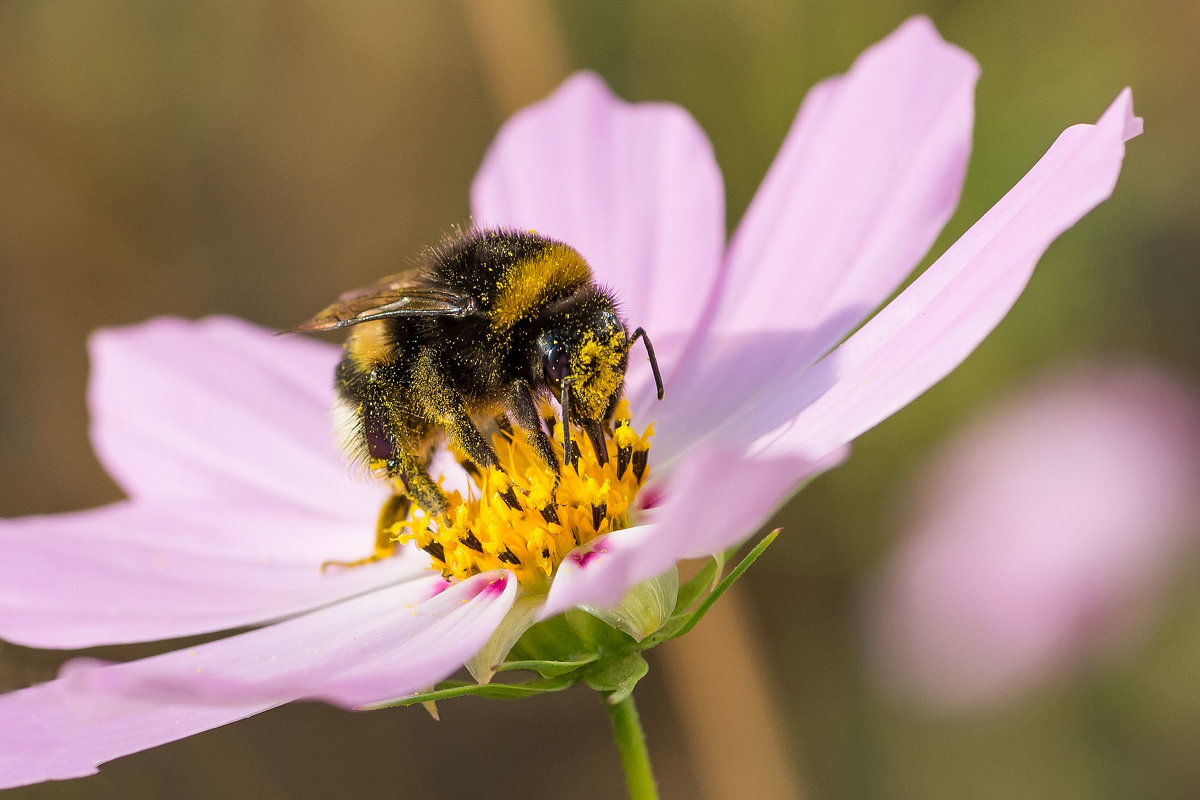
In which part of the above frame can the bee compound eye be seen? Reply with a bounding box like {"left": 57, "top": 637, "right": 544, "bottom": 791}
{"left": 545, "top": 345, "right": 570, "bottom": 382}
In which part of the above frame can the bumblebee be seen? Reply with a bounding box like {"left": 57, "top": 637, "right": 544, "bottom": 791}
{"left": 294, "top": 228, "right": 663, "bottom": 564}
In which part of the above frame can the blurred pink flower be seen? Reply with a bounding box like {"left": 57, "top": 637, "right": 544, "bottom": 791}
{"left": 0, "top": 17, "right": 1140, "bottom": 787}
{"left": 868, "top": 365, "right": 1200, "bottom": 709}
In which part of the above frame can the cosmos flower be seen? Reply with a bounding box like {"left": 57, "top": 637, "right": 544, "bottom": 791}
{"left": 0, "top": 17, "right": 1139, "bottom": 788}
{"left": 867, "top": 364, "right": 1200, "bottom": 709}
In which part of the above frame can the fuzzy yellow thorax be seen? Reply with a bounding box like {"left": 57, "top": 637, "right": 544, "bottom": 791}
{"left": 395, "top": 403, "right": 653, "bottom": 592}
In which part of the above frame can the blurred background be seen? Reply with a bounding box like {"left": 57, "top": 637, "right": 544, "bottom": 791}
{"left": 2, "top": 1, "right": 1198, "bottom": 798}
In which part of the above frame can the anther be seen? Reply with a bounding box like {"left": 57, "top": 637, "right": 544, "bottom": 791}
{"left": 561, "top": 377, "right": 578, "bottom": 470}
{"left": 584, "top": 420, "right": 609, "bottom": 467}
{"left": 591, "top": 502, "right": 607, "bottom": 531}
{"left": 632, "top": 450, "right": 648, "bottom": 483}
{"left": 616, "top": 444, "right": 632, "bottom": 479}
{"left": 500, "top": 486, "right": 522, "bottom": 511}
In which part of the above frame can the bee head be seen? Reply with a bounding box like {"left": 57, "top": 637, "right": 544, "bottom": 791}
{"left": 531, "top": 287, "right": 663, "bottom": 466}
{"left": 536, "top": 303, "right": 628, "bottom": 425}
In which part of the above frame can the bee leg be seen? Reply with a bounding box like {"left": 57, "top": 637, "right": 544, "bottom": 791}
{"left": 386, "top": 447, "right": 448, "bottom": 518}
{"left": 504, "top": 380, "right": 563, "bottom": 525}
{"left": 324, "top": 373, "right": 449, "bottom": 569}
{"left": 352, "top": 372, "right": 449, "bottom": 518}
{"left": 506, "top": 380, "right": 560, "bottom": 475}
{"left": 441, "top": 413, "right": 522, "bottom": 511}
{"left": 321, "top": 493, "right": 411, "bottom": 571}
{"left": 415, "top": 353, "right": 520, "bottom": 510}
{"left": 374, "top": 492, "right": 411, "bottom": 553}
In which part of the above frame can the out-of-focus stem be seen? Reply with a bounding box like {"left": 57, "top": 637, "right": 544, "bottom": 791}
{"left": 461, "top": 0, "right": 568, "bottom": 116}
{"left": 661, "top": 581, "right": 808, "bottom": 800}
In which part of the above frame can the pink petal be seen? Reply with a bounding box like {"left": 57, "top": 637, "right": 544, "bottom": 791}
{"left": 648, "top": 330, "right": 832, "bottom": 466}
{"left": 652, "top": 18, "right": 978, "bottom": 460}
{"left": 89, "top": 316, "right": 385, "bottom": 516}
{"left": 0, "top": 676, "right": 279, "bottom": 787}
{"left": 64, "top": 572, "right": 514, "bottom": 707}
{"left": 749, "top": 89, "right": 1141, "bottom": 461}
{"left": 0, "top": 574, "right": 514, "bottom": 788}
{"left": 471, "top": 72, "right": 726, "bottom": 390}
{"left": 0, "top": 501, "right": 428, "bottom": 648}
{"left": 59, "top": 573, "right": 513, "bottom": 708}
{"left": 867, "top": 365, "right": 1200, "bottom": 708}
{"left": 540, "top": 444, "right": 840, "bottom": 618}
{"left": 705, "top": 16, "right": 978, "bottom": 367}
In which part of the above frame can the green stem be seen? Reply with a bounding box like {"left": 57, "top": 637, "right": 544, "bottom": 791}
{"left": 604, "top": 692, "right": 659, "bottom": 800}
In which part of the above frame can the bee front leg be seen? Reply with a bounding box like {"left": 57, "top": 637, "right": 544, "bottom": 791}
{"left": 506, "top": 380, "right": 560, "bottom": 475}
{"left": 442, "top": 414, "right": 524, "bottom": 512}
{"left": 506, "top": 380, "right": 562, "bottom": 525}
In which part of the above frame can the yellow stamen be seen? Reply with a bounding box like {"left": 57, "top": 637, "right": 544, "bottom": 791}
{"left": 394, "top": 400, "right": 654, "bottom": 592}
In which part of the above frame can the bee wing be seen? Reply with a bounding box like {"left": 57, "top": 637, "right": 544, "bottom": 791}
{"left": 289, "top": 272, "right": 477, "bottom": 333}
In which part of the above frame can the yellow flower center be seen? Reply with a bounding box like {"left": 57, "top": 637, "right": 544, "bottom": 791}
{"left": 394, "top": 401, "right": 654, "bottom": 592}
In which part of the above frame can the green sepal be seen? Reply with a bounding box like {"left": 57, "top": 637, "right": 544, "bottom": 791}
{"left": 584, "top": 653, "right": 649, "bottom": 706}
{"left": 494, "top": 653, "right": 601, "bottom": 677}
{"left": 711, "top": 549, "right": 728, "bottom": 589}
{"left": 582, "top": 566, "right": 679, "bottom": 641}
{"left": 363, "top": 673, "right": 576, "bottom": 709}
{"left": 641, "top": 611, "right": 687, "bottom": 643}
{"left": 641, "top": 529, "right": 780, "bottom": 649}
{"left": 508, "top": 607, "right": 637, "bottom": 664}
{"left": 465, "top": 592, "right": 544, "bottom": 684}
{"left": 673, "top": 557, "right": 721, "bottom": 615}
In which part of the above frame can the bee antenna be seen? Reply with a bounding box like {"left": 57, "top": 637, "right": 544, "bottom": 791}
{"left": 560, "top": 376, "right": 577, "bottom": 469}
{"left": 628, "top": 328, "right": 664, "bottom": 400}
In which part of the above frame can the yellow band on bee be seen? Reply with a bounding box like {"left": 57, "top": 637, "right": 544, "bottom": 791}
{"left": 490, "top": 244, "right": 592, "bottom": 328}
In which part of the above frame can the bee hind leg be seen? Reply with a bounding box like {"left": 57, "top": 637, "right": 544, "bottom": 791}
{"left": 323, "top": 387, "right": 446, "bottom": 569}
{"left": 321, "top": 492, "right": 412, "bottom": 571}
